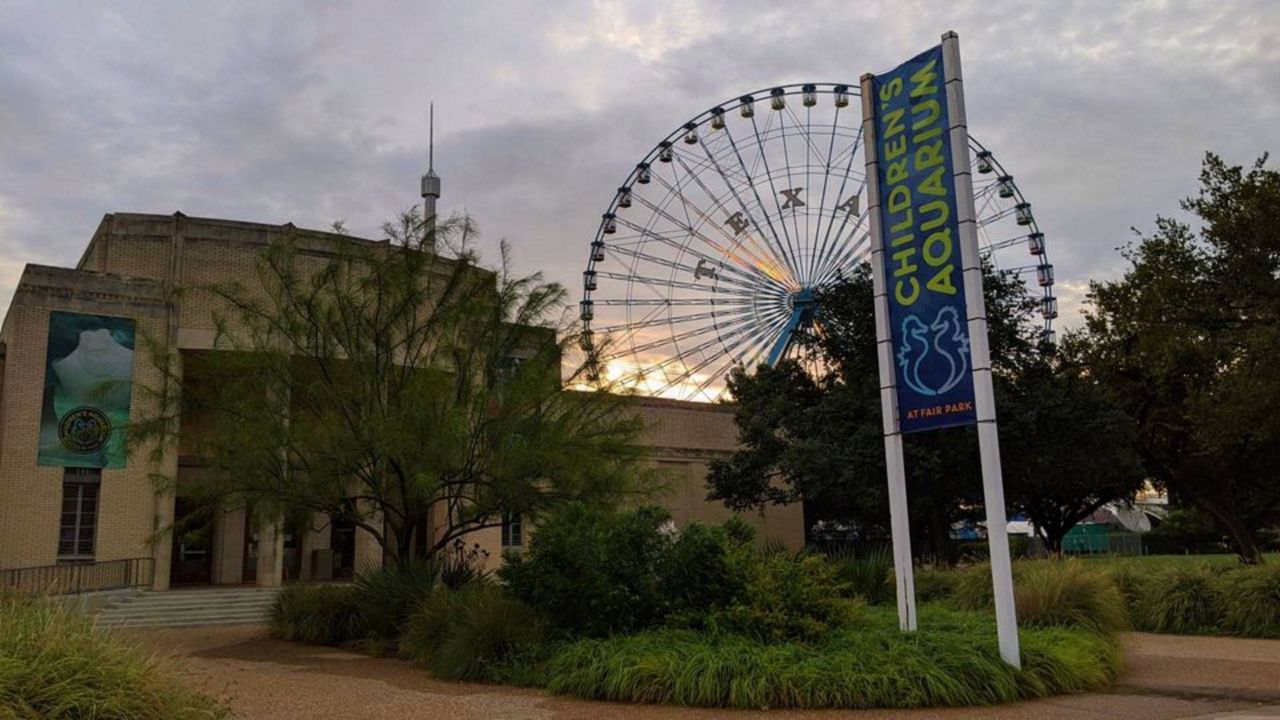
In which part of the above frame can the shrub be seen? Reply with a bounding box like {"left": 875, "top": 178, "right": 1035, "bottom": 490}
{"left": 400, "top": 586, "right": 554, "bottom": 685}
{"left": 501, "top": 504, "right": 873, "bottom": 642}
{"left": 660, "top": 522, "right": 749, "bottom": 622}
{"left": 954, "top": 560, "right": 1127, "bottom": 634}
{"left": 269, "top": 583, "right": 362, "bottom": 645}
{"left": 1218, "top": 562, "right": 1280, "bottom": 638}
{"left": 1134, "top": 565, "right": 1222, "bottom": 634}
{"left": 545, "top": 605, "right": 1122, "bottom": 709}
{"left": 0, "top": 592, "right": 228, "bottom": 719}
{"left": 820, "top": 545, "right": 894, "bottom": 604}
{"left": 499, "top": 505, "right": 676, "bottom": 636}
{"left": 351, "top": 558, "right": 446, "bottom": 643}
{"left": 913, "top": 566, "right": 958, "bottom": 603}
{"left": 1142, "top": 508, "right": 1228, "bottom": 555}
{"left": 706, "top": 552, "right": 864, "bottom": 643}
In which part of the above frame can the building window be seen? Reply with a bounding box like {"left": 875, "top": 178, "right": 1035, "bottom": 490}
{"left": 501, "top": 512, "right": 523, "bottom": 549}
{"left": 58, "top": 468, "right": 100, "bottom": 562}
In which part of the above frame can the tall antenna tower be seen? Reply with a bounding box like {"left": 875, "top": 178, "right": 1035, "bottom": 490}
{"left": 420, "top": 102, "right": 442, "bottom": 251}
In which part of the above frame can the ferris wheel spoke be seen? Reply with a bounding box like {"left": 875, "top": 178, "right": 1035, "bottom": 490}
{"left": 784, "top": 104, "right": 832, "bottom": 168}
{"left": 647, "top": 166, "right": 794, "bottom": 291}
{"left": 629, "top": 313, "right": 751, "bottom": 356}
{"left": 743, "top": 113, "right": 806, "bottom": 285}
{"left": 612, "top": 317, "right": 750, "bottom": 391}
{"left": 809, "top": 126, "right": 865, "bottom": 292}
{"left": 594, "top": 297, "right": 755, "bottom": 306}
{"left": 813, "top": 231, "right": 872, "bottom": 288}
{"left": 605, "top": 232, "right": 787, "bottom": 300}
{"left": 776, "top": 107, "right": 808, "bottom": 285}
{"left": 806, "top": 104, "right": 847, "bottom": 285}
{"left": 811, "top": 202, "right": 870, "bottom": 285}
{"left": 978, "top": 205, "right": 1018, "bottom": 227}
{"left": 592, "top": 269, "right": 764, "bottom": 300}
{"left": 611, "top": 214, "right": 784, "bottom": 291}
{"left": 592, "top": 307, "right": 757, "bottom": 335}
{"left": 648, "top": 309, "right": 790, "bottom": 396}
{"left": 665, "top": 151, "right": 803, "bottom": 285}
{"left": 974, "top": 186, "right": 999, "bottom": 225}
{"left": 713, "top": 120, "right": 803, "bottom": 286}
{"left": 623, "top": 191, "right": 782, "bottom": 287}
{"left": 604, "top": 305, "right": 760, "bottom": 363}
{"left": 723, "top": 307, "right": 792, "bottom": 366}
{"left": 983, "top": 233, "right": 1028, "bottom": 254}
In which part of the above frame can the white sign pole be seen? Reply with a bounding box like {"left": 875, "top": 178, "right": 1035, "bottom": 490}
{"left": 941, "top": 30, "right": 1021, "bottom": 668}
{"left": 859, "top": 73, "right": 918, "bottom": 633}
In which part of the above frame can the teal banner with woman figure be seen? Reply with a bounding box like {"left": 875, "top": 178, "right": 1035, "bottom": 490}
{"left": 37, "top": 311, "right": 136, "bottom": 468}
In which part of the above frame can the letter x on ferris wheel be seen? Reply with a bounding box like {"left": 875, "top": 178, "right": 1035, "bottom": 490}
{"left": 579, "top": 83, "right": 1056, "bottom": 403}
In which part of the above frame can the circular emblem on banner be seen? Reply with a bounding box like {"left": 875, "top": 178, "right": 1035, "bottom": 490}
{"left": 58, "top": 407, "right": 112, "bottom": 454}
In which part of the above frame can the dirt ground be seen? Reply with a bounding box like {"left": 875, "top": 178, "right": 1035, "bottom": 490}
{"left": 127, "top": 625, "right": 1280, "bottom": 720}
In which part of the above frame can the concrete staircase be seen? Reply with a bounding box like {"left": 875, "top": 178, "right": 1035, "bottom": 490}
{"left": 96, "top": 586, "right": 278, "bottom": 628}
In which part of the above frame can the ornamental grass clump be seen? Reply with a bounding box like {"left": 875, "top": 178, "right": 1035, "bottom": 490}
{"left": 545, "top": 605, "right": 1122, "bottom": 710}
{"left": 954, "top": 559, "right": 1127, "bottom": 634}
{"left": 820, "top": 544, "right": 895, "bottom": 604}
{"left": 268, "top": 583, "right": 362, "bottom": 646}
{"left": 0, "top": 592, "right": 228, "bottom": 719}
{"left": 1218, "top": 562, "right": 1280, "bottom": 638}
{"left": 400, "top": 585, "right": 555, "bottom": 685}
{"left": 1134, "top": 565, "right": 1223, "bottom": 634}
{"left": 1013, "top": 560, "right": 1128, "bottom": 634}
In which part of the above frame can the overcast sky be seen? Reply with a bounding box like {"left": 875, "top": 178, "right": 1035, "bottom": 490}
{"left": 2, "top": 0, "right": 1277, "bottom": 329}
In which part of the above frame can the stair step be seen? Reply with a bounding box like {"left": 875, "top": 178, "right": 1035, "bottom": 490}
{"left": 101, "top": 616, "right": 269, "bottom": 628}
{"left": 94, "top": 587, "right": 280, "bottom": 628}
{"left": 118, "top": 590, "right": 277, "bottom": 599}
{"left": 98, "top": 608, "right": 269, "bottom": 621}
{"left": 108, "top": 597, "right": 276, "bottom": 609}
{"left": 101, "top": 608, "right": 272, "bottom": 620}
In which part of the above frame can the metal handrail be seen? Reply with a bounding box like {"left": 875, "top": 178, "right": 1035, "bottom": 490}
{"left": 0, "top": 557, "right": 155, "bottom": 595}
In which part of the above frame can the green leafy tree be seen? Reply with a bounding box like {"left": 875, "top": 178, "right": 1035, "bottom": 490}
{"left": 709, "top": 263, "right": 1140, "bottom": 560}
{"left": 135, "top": 210, "right": 655, "bottom": 561}
{"left": 998, "top": 343, "right": 1144, "bottom": 553}
{"left": 1082, "top": 153, "right": 1280, "bottom": 563}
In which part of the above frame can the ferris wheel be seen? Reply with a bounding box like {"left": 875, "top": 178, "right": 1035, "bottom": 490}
{"left": 579, "top": 83, "right": 1055, "bottom": 402}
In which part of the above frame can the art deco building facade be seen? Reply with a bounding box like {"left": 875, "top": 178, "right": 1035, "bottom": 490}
{"left": 0, "top": 213, "right": 801, "bottom": 591}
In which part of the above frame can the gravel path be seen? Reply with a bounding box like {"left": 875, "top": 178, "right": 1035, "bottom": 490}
{"left": 127, "top": 626, "right": 1280, "bottom": 720}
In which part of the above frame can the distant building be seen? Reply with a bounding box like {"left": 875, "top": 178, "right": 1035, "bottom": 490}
{"left": 0, "top": 213, "right": 801, "bottom": 592}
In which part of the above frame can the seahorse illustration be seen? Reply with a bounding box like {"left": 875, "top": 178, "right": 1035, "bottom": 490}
{"left": 928, "top": 306, "right": 970, "bottom": 395}
{"left": 896, "top": 315, "right": 935, "bottom": 396}
{"left": 897, "top": 307, "right": 971, "bottom": 396}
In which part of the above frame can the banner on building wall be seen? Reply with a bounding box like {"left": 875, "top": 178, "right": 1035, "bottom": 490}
{"left": 871, "top": 45, "right": 976, "bottom": 433}
{"left": 37, "top": 311, "right": 136, "bottom": 468}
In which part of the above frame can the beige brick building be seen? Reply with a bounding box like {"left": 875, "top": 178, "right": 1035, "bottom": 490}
{"left": 0, "top": 212, "right": 801, "bottom": 592}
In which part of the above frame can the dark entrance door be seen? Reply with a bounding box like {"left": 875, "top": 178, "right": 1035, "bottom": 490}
{"left": 242, "top": 508, "right": 258, "bottom": 584}
{"left": 170, "top": 496, "right": 213, "bottom": 585}
{"left": 331, "top": 500, "right": 356, "bottom": 580}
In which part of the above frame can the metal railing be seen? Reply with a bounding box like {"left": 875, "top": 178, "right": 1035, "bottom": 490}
{"left": 0, "top": 557, "right": 155, "bottom": 595}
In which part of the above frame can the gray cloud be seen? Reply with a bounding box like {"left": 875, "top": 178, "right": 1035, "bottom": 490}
{"left": 2, "top": 0, "right": 1278, "bottom": 331}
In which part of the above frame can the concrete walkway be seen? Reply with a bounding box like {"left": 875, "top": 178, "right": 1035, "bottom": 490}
{"left": 128, "top": 627, "right": 1280, "bottom": 720}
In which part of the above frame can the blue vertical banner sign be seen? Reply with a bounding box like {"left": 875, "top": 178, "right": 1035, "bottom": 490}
{"left": 871, "top": 45, "right": 976, "bottom": 433}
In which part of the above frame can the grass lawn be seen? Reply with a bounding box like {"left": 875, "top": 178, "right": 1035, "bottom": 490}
{"left": 1074, "top": 553, "right": 1279, "bottom": 570}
